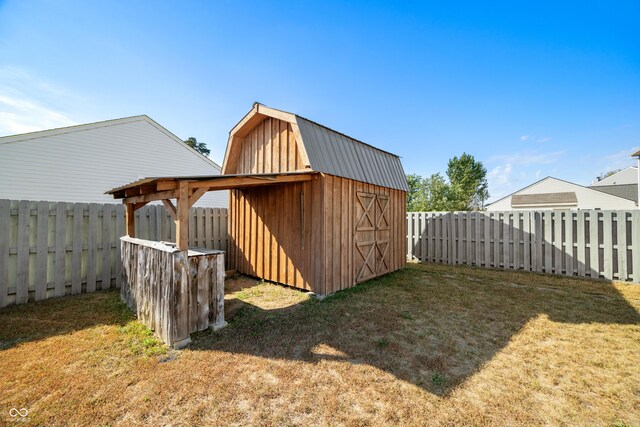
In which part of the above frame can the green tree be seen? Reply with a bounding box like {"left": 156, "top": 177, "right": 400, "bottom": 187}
{"left": 424, "top": 173, "right": 450, "bottom": 211}
{"left": 446, "top": 153, "right": 489, "bottom": 210}
{"left": 406, "top": 173, "right": 428, "bottom": 211}
{"left": 184, "top": 137, "right": 211, "bottom": 156}
{"left": 406, "top": 173, "right": 451, "bottom": 211}
{"left": 406, "top": 153, "right": 489, "bottom": 211}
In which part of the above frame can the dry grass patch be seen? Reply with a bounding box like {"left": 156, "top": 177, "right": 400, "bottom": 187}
{"left": 1, "top": 263, "right": 639, "bottom": 426}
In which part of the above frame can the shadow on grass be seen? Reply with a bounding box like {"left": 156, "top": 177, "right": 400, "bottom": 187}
{"left": 191, "top": 263, "right": 640, "bottom": 396}
{"left": 0, "top": 290, "right": 133, "bottom": 351}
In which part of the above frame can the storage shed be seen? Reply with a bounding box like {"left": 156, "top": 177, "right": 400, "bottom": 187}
{"left": 109, "top": 103, "right": 408, "bottom": 296}
{"left": 224, "top": 104, "right": 408, "bottom": 295}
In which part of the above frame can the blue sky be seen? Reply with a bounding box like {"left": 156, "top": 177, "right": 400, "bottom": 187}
{"left": 0, "top": 1, "right": 638, "bottom": 201}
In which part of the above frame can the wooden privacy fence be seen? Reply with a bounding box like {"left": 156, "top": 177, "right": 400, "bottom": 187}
{"left": 0, "top": 199, "right": 228, "bottom": 308}
{"left": 407, "top": 210, "right": 640, "bottom": 282}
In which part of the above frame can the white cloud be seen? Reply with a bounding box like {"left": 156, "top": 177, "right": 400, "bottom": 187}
{"left": 0, "top": 66, "right": 76, "bottom": 135}
{"left": 488, "top": 163, "right": 512, "bottom": 185}
{"left": 486, "top": 163, "right": 514, "bottom": 201}
{"left": 521, "top": 134, "right": 551, "bottom": 143}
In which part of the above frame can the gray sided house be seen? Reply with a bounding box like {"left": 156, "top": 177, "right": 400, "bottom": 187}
{"left": 0, "top": 116, "right": 227, "bottom": 207}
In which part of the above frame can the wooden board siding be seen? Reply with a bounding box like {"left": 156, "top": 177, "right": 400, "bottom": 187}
{"left": 233, "top": 117, "right": 304, "bottom": 174}
{"left": 229, "top": 175, "right": 406, "bottom": 295}
{"left": 120, "top": 237, "right": 225, "bottom": 348}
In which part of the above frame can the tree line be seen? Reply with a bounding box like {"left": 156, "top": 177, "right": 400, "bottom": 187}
{"left": 406, "top": 153, "right": 489, "bottom": 212}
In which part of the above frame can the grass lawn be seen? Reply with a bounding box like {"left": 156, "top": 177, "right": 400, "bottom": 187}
{"left": 1, "top": 263, "right": 639, "bottom": 426}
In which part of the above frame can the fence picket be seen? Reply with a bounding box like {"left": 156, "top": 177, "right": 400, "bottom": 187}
{"left": 72, "top": 204, "right": 84, "bottom": 294}
{"left": 565, "top": 211, "right": 574, "bottom": 276}
{"left": 603, "top": 211, "right": 613, "bottom": 279}
{"left": 589, "top": 211, "right": 599, "bottom": 278}
{"left": 405, "top": 209, "right": 638, "bottom": 283}
{"left": 503, "top": 213, "right": 510, "bottom": 269}
{"left": 16, "top": 201, "right": 30, "bottom": 304}
{"left": 0, "top": 200, "right": 9, "bottom": 307}
{"left": 535, "top": 212, "right": 543, "bottom": 273}
{"left": 493, "top": 213, "right": 501, "bottom": 268}
{"left": 576, "top": 210, "right": 586, "bottom": 277}
{"left": 87, "top": 203, "right": 99, "bottom": 293}
{"left": 484, "top": 213, "right": 490, "bottom": 267}
{"left": 115, "top": 204, "right": 125, "bottom": 288}
{"left": 633, "top": 210, "right": 640, "bottom": 283}
{"left": 553, "top": 212, "right": 563, "bottom": 274}
{"left": 617, "top": 211, "right": 627, "bottom": 281}
{"left": 522, "top": 211, "right": 531, "bottom": 271}
{"left": 102, "top": 204, "right": 113, "bottom": 290}
{"left": 35, "top": 201, "right": 49, "bottom": 300}
{"left": 54, "top": 203, "right": 66, "bottom": 297}
{"left": 513, "top": 213, "right": 521, "bottom": 270}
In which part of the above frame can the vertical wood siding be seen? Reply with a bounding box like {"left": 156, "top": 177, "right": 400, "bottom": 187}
{"left": 235, "top": 117, "right": 303, "bottom": 174}
{"left": 0, "top": 199, "right": 228, "bottom": 308}
{"left": 407, "top": 210, "right": 640, "bottom": 282}
{"left": 229, "top": 175, "right": 406, "bottom": 295}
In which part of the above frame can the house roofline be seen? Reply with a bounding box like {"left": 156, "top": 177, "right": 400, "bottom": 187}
{"left": 0, "top": 114, "right": 222, "bottom": 171}
{"left": 486, "top": 175, "right": 636, "bottom": 207}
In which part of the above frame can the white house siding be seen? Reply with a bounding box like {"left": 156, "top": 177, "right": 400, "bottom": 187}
{"left": 487, "top": 177, "right": 637, "bottom": 211}
{"left": 0, "top": 117, "right": 228, "bottom": 207}
{"left": 591, "top": 166, "right": 638, "bottom": 186}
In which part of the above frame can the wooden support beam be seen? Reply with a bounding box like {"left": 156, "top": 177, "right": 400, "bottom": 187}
{"left": 123, "top": 190, "right": 177, "bottom": 205}
{"left": 161, "top": 199, "right": 177, "bottom": 221}
{"left": 126, "top": 203, "right": 135, "bottom": 237}
{"left": 124, "top": 187, "right": 141, "bottom": 197}
{"left": 188, "top": 173, "right": 317, "bottom": 190}
{"left": 133, "top": 202, "right": 149, "bottom": 211}
{"left": 176, "top": 181, "right": 189, "bottom": 251}
{"left": 157, "top": 181, "right": 178, "bottom": 191}
{"left": 188, "top": 187, "right": 208, "bottom": 209}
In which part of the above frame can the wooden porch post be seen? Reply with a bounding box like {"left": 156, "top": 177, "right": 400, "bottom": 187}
{"left": 176, "top": 181, "right": 189, "bottom": 251}
{"left": 126, "top": 203, "right": 135, "bottom": 237}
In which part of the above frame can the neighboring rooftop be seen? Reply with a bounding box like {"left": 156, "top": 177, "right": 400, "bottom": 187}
{"left": 511, "top": 192, "right": 578, "bottom": 207}
{"left": 590, "top": 184, "right": 638, "bottom": 204}
{"left": 591, "top": 166, "right": 638, "bottom": 187}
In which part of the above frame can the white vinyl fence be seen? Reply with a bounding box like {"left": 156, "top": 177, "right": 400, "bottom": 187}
{"left": 0, "top": 199, "right": 228, "bottom": 308}
{"left": 407, "top": 210, "right": 640, "bottom": 282}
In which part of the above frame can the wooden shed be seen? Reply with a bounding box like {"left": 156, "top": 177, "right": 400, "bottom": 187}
{"left": 108, "top": 104, "right": 408, "bottom": 296}
{"left": 223, "top": 104, "right": 408, "bottom": 295}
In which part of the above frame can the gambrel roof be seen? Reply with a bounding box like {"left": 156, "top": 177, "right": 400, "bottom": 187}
{"left": 222, "top": 103, "right": 408, "bottom": 191}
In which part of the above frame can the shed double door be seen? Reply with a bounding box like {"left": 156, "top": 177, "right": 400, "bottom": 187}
{"left": 354, "top": 191, "right": 390, "bottom": 283}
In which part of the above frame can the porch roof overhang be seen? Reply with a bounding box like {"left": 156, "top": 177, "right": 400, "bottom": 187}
{"left": 107, "top": 170, "right": 320, "bottom": 251}
{"left": 107, "top": 170, "right": 319, "bottom": 202}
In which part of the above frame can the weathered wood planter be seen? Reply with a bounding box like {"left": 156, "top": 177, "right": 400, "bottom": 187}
{"left": 120, "top": 236, "right": 226, "bottom": 348}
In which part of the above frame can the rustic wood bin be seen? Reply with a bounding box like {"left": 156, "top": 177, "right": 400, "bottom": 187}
{"left": 120, "top": 236, "right": 226, "bottom": 348}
